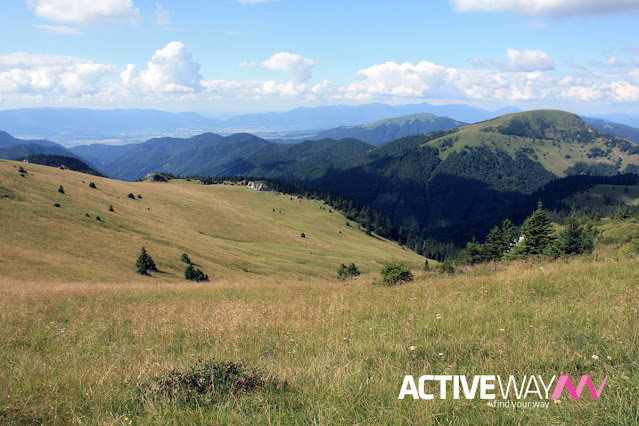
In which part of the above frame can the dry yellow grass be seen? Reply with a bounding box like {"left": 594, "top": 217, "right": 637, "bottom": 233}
{"left": 1, "top": 254, "right": 638, "bottom": 424}
{"left": 0, "top": 160, "right": 424, "bottom": 282}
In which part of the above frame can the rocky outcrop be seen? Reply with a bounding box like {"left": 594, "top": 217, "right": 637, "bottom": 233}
{"left": 247, "top": 181, "right": 271, "bottom": 192}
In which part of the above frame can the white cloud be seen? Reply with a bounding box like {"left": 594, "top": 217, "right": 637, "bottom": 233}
{"left": 155, "top": 2, "right": 171, "bottom": 26}
{"left": 0, "top": 53, "right": 115, "bottom": 95}
{"left": 29, "top": 0, "right": 140, "bottom": 25}
{"left": 242, "top": 52, "right": 316, "bottom": 83}
{"left": 500, "top": 48, "right": 555, "bottom": 71}
{"left": 451, "top": 0, "right": 639, "bottom": 17}
{"left": 33, "top": 24, "right": 80, "bottom": 35}
{"left": 4, "top": 43, "right": 639, "bottom": 112}
{"left": 122, "top": 42, "right": 202, "bottom": 93}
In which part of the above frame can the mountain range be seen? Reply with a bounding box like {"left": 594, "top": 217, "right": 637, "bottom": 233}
{"left": 0, "top": 103, "right": 516, "bottom": 143}
{"left": 0, "top": 130, "right": 78, "bottom": 160}
{"left": 63, "top": 110, "right": 639, "bottom": 244}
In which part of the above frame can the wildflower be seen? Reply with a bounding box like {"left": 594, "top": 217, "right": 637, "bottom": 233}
{"left": 409, "top": 346, "right": 417, "bottom": 351}
{"left": 438, "top": 353, "right": 444, "bottom": 356}
{"left": 607, "top": 356, "right": 612, "bottom": 360}
{"left": 591, "top": 355, "right": 599, "bottom": 360}
{"left": 499, "top": 328, "right": 505, "bottom": 332}
{"left": 487, "top": 402, "right": 494, "bottom": 408}
{"left": 554, "top": 399, "right": 561, "bottom": 404}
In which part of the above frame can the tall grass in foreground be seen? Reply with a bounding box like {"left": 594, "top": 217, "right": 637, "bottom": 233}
{"left": 1, "top": 257, "right": 638, "bottom": 425}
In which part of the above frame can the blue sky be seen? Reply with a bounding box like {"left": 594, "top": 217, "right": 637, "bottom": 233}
{"left": 1, "top": 0, "right": 639, "bottom": 117}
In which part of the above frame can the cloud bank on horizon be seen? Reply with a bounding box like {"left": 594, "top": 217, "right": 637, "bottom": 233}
{"left": 2, "top": 0, "right": 639, "bottom": 114}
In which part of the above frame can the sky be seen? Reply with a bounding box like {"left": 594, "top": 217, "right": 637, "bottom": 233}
{"left": 1, "top": 0, "right": 639, "bottom": 117}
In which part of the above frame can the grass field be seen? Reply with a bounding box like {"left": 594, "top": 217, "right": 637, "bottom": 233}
{"left": 1, "top": 256, "right": 638, "bottom": 425}
{"left": 1, "top": 160, "right": 638, "bottom": 424}
{"left": 0, "top": 160, "right": 424, "bottom": 282}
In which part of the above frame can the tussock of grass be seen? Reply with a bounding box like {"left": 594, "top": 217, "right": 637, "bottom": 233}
{"left": 138, "top": 359, "right": 286, "bottom": 404}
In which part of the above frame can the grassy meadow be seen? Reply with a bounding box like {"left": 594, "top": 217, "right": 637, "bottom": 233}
{"left": 1, "top": 160, "right": 638, "bottom": 424}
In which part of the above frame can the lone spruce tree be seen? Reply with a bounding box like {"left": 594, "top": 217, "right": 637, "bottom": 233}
{"left": 135, "top": 247, "right": 157, "bottom": 275}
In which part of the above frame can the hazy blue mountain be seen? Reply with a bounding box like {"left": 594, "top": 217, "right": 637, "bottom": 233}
{"left": 582, "top": 117, "right": 639, "bottom": 144}
{"left": 0, "top": 130, "right": 80, "bottom": 160}
{"left": 310, "top": 113, "right": 466, "bottom": 146}
{"left": 591, "top": 113, "right": 639, "bottom": 129}
{"left": 69, "top": 144, "right": 133, "bottom": 170}
{"left": 224, "top": 102, "right": 514, "bottom": 131}
{"left": 0, "top": 108, "right": 221, "bottom": 143}
{"left": 0, "top": 103, "right": 517, "bottom": 144}
{"left": 0, "top": 143, "right": 78, "bottom": 160}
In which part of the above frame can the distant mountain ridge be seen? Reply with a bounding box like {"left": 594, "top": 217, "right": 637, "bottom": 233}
{"left": 0, "top": 130, "right": 80, "bottom": 161}
{"left": 309, "top": 113, "right": 466, "bottom": 146}
{"left": 0, "top": 103, "right": 517, "bottom": 143}
{"left": 72, "top": 132, "right": 374, "bottom": 181}
{"left": 582, "top": 117, "right": 639, "bottom": 144}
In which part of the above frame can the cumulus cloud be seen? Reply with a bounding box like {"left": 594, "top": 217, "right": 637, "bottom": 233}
{"left": 500, "top": 48, "right": 555, "bottom": 71}
{"left": 29, "top": 0, "right": 140, "bottom": 25}
{"left": 0, "top": 53, "right": 115, "bottom": 95}
{"left": 4, "top": 43, "right": 639, "bottom": 111}
{"left": 242, "top": 52, "right": 316, "bottom": 83}
{"left": 122, "top": 42, "right": 202, "bottom": 93}
{"left": 341, "top": 57, "right": 639, "bottom": 105}
{"left": 33, "top": 24, "right": 80, "bottom": 35}
{"left": 451, "top": 0, "right": 639, "bottom": 17}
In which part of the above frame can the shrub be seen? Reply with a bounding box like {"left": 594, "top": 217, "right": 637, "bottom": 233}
{"left": 18, "top": 166, "right": 26, "bottom": 173}
{"left": 109, "top": 205, "right": 114, "bottom": 212}
{"left": 95, "top": 216, "right": 101, "bottom": 221}
{"left": 89, "top": 182, "right": 96, "bottom": 189}
{"left": 423, "top": 260, "right": 430, "bottom": 271}
{"left": 127, "top": 193, "right": 135, "bottom": 199}
{"left": 53, "top": 203, "right": 60, "bottom": 208}
{"left": 185, "top": 264, "right": 208, "bottom": 282}
{"left": 379, "top": 261, "right": 413, "bottom": 286}
{"left": 180, "top": 253, "right": 191, "bottom": 264}
{"left": 137, "top": 194, "right": 142, "bottom": 199}
{"left": 138, "top": 358, "right": 286, "bottom": 404}
{"left": 58, "top": 185, "right": 65, "bottom": 194}
{"left": 300, "top": 233, "right": 306, "bottom": 238}
{"left": 337, "top": 263, "right": 361, "bottom": 280}
{"left": 436, "top": 260, "right": 455, "bottom": 275}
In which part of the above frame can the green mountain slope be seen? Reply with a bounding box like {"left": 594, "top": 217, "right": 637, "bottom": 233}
{"left": 312, "top": 113, "right": 466, "bottom": 146}
{"left": 0, "top": 159, "right": 424, "bottom": 282}
{"left": 300, "top": 111, "right": 639, "bottom": 240}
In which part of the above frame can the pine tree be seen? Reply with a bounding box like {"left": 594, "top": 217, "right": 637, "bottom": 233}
{"left": 512, "top": 202, "right": 554, "bottom": 256}
{"left": 180, "top": 253, "right": 191, "bottom": 264}
{"left": 556, "top": 216, "right": 594, "bottom": 255}
{"left": 483, "top": 226, "right": 504, "bottom": 261}
{"left": 136, "top": 247, "right": 150, "bottom": 275}
{"left": 135, "top": 247, "right": 157, "bottom": 275}
{"left": 58, "top": 185, "right": 65, "bottom": 194}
